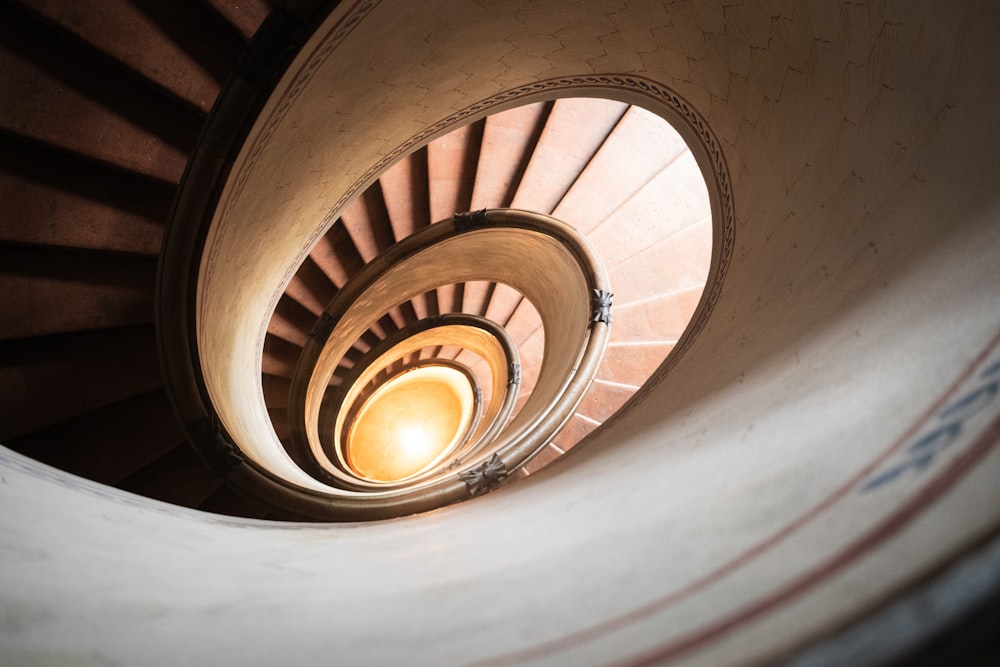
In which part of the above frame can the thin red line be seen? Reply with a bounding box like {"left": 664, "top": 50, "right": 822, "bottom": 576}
{"left": 623, "top": 413, "right": 1000, "bottom": 666}
{"left": 476, "top": 327, "right": 1000, "bottom": 666}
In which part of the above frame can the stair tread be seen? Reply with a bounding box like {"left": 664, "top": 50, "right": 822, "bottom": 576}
{"left": 552, "top": 105, "right": 688, "bottom": 234}
{"left": 0, "top": 324, "right": 162, "bottom": 440}
{"left": 428, "top": 120, "right": 483, "bottom": 222}
{"left": 0, "top": 133, "right": 173, "bottom": 255}
{"left": 510, "top": 98, "right": 628, "bottom": 214}
{"left": 551, "top": 413, "right": 600, "bottom": 453}
{"left": 586, "top": 154, "right": 710, "bottom": 269}
{"left": 284, "top": 257, "right": 338, "bottom": 315}
{"left": 0, "top": 244, "right": 157, "bottom": 341}
{"left": 470, "top": 101, "right": 551, "bottom": 210}
{"left": 262, "top": 333, "right": 302, "bottom": 379}
{"left": 198, "top": 484, "right": 271, "bottom": 519}
{"left": 381, "top": 149, "right": 430, "bottom": 242}
{"left": 201, "top": 0, "right": 274, "bottom": 42}
{"left": 521, "top": 442, "right": 563, "bottom": 475}
{"left": 5, "top": 388, "right": 185, "bottom": 486}
{"left": 262, "top": 374, "right": 292, "bottom": 409}
{"left": 310, "top": 222, "right": 364, "bottom": 289}
{"left": 16, "top": 0, "right": 242, "bottom": 113}
{"left": 267, "top": 296, "right": 315, "bottom": 347}
{"left": 0, "top": 4, "right": 201, "bottom": 182}
{"left": 599, "top": 341, "right": 676, "bottom": 386}
{"left": 116, "top": 443, "right": 221, "bottom": 508}
{"left": 341, "top": 186, "right": 394, "bottom": 262}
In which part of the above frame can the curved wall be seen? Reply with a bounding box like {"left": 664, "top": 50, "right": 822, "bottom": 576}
{"left": 3, "top": 1, "right": 1000, "bottom": 665}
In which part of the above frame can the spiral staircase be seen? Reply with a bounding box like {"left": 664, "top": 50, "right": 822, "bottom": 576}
{"left": 3, "top": 1, "right": 1000, "bottom": 665}
{"left": 1, "top": 0, "right": 710, "bottom": 519}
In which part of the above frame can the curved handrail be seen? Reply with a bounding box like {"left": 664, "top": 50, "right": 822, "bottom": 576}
{"left": 277, "top": 209, "right": 610, "bottom": 517}
{"left": 308, "top": 313, "right": 520, "bottom": 490}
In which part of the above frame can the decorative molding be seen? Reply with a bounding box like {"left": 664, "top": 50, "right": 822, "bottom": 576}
{"left": 310, "top": 311, "right": 336, "bottom": 340}
{"left": 508, "top": 362, "right": 522, "bottom": 386}
{"left": 191, "top": 413, "right": 244, "bottom": 472}
{"left": 459, "top": 453, "right": 508, "bottom": 497}
{"left": 454, "top": 209, "right": 490, "bottom": 232}
{"left": 591, "top": 289, "right": 613, "bottom": 325}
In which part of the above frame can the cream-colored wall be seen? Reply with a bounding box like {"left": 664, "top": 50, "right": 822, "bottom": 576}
{"left": 3, "top": 1, "right": 1000, "bottom": 664}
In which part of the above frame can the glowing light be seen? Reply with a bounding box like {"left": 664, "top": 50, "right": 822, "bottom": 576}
{"left": 346, "top": 366, "right": 475, "bottom": 482}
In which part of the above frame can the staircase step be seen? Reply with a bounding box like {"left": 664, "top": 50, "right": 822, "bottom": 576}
{"left": 459, "top": 279, "right": 493, "bottom": 317}
{"left": 0, "top": 132, "right": 173, "bottom": 255}
{"left": 268, "top": 295, "right": 316, "bottom": 346}
{"left": 396, "top": 300, "right": 419, "bottom": 329}
{"left": 16, "top": 0, "right": 245, "bottom": 113}
{"left": 510, "top": 98, "right": 628, "bottom": 214}
{"left": 512, "top": 388, "right": 533, "bottom": 418}
{"left": 0, "top": 244, "right": 156, "bottom": 340}
{"left": 380, "top": 148, "right": 430, "bottom": 242}
{"left": 408, "top": 287, "right": 435, "bottom": 321}
{"left": 358, "top": 325, "right": 385, "bottom": 349}
{"left": 500, "top": 294, "right": 542, "bottom": 346}
{"left": 598, "top": 341, "right": 675, "bottom": 386}
{"left": 0, "top": 3, "right": 201, "bottom": 182}
{"left": 428, "top": 120, "right": 483, "bottom": 222}
{"left": 262, "top": 374, "right": 292, "bottom": 409}
{"left": 586, "top": 154, "right": 710, "bottom": 269}
{"left": 198, "top": 484, "right": 271, "bottom": 519}
{"left": 116, "top": 443, "right": 221, "bottom": 508}
{"left": 426, "top": 116, "right": 482, "bottom": 317}
{"left": 482, "top": 283, "right": 523, "bottom": 327}
{"left": 510, "top": 327, "right": 543, "bottom": 399}
{"left": 268, "top": 407, "right": 291, "bottom": 441}
{"left": 521, "top": 442, "right": 563, "bottom": 475}
{"left": 575, "top": 378, "right": 636, "bottom": 423}
{"left": 283, "top": 256, "right": 338, "bottom": 315}
{"left": 553, "top": 105, "right": 688, "bottom": 234}
{"left": 310, "top": 221, "right": 365, "bottom": 288}
{"left": 4, "top": 388, "right": 185, "bottom": 485}
{"left": 341, "top": 185, "right": 395, "bottom": 262}
{"left": 262, "top": 334, "right": 301, "bottom": 378}
{"left": 342, "top": 346, "right": 365, "bottom": 368}
{"left": 438, "top": 282, "right": 464, "bottom": 319}
{"left": 470, "top": 101, "right": 551, "bottom": 209}
{"left": 202, "top": 0, "right": 274, "bottom": 42}
{"left": 551, "top": 413, "right": 600, "bottom": 452}
{"left": 0, "top": 324, "right": 162, "bottom": 440}
{"left": 607, "top": 221, "right": 711, "bottom": 308}
{"left": 610, "top": 285, "right": 706, "bottom": 345}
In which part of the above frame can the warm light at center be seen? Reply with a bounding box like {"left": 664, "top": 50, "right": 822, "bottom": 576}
{"left": 346, "top": 365, "right": 475, "bottom": 482}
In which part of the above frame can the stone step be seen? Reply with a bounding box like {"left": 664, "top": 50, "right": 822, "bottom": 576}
{"left": 510, "top": 97, "right": 627, "bottom": 214}
{"left": 469, "top": 101, "right": 551, "bottom": 209}
{"left": 262, "top": 333, "right": 302, "bottom": 379}
{"left": 0, "top": 133, "right": 173, "bottom": 255}
{"left": 116, "top": 443, "right": 222, "bottom": 508}
{"left": 0, "top": 244, "right": 156, "bottom": 340}
{"left": 5, "top": 388, "right": 186, "bottom": 485}
{"left": 0, "top": 3, "right": 202, "bottom": 182}
{"left": 0, "top": 325, "right": 162, "bottom": 440}
{"left": 16, "top": 0, "right": 249, "bottom": 112}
